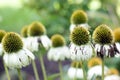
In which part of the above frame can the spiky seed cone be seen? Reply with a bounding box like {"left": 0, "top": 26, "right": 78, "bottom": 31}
{"left": 92, "top": 24, "right": 114, "bottom": 44}
{"left": 2, "top": 32, "right": 23, "bottom": 53}
{"left": 21, "top": 26, "right": 28, "bottom": 38}
{"left": 51, "top": 34, "right": 65, "bottom": 47}
{"left": 70, "top": 26, "right": 89, "bottom": 46}
{"left": 113, "top": 28, "right": 120, "bottom": 42}
{"left": 0, "top": 30, "right": 6, "bottom": 43}
{"left": 107, "top": 68, "right": 119, "bottom": 75}
{"left": 28, "top": 21, "right": 46, "bottom": 36}
{"left": 71, "top": 10, "right": 88, "bottom": 24}
{"left": 71, "top": 61, "right": 82, "bottom": 68}
{"left": 88, "top": 57, "right": 102, "bottom": 68}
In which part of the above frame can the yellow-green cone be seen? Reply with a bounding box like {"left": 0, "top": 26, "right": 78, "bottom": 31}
{"left": 2, "top": 32, "right": 23, "bottom": 53}
{"left": 21, "top": 26, "right": 28, "bottom": 38}
{"left": 93, "top": 24, "right": 114, "bottom": 44}
{"left": 28, "top": 21, "right": 46, "bottom": 36}
{"left": 51, "top": 34, "right": 65, "bottom": 47}
{"left": 0, "top": 30, "right": 6, "bottom": 43}
{"left": 113, "top": 28, "right": 120, "bottom": 42}
{"left": 70, "top": 26, "right": 89, "bottom": 46}
{"left": 71, "top": 61, "right": 82, "bottom": 68}
{"left": 71, "top": 10, "right": 88, "bottom": 24}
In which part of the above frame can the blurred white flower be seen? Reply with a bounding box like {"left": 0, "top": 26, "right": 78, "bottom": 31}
{"left": 3, "top": 48, "right": 35, "bottom": 69}
{"left": 104, "top": 75, "right": 120, "bottom": 80}
{"left": 70, "top": 23, "right": 90, "bottom": 32}
{"left": 87, "top": 65, "right": 109, "bottom": 80}
{"left": 67, "top": 67, "right": 83, "bottom": 79}
{"left": 0, "top": 43, "right": 3, "bottom": 56}
{"left": 47, "top": 46, "right": 70, "bottom": 61}
{"left": 69, "top": 43, "right": 93, "bottom": 61}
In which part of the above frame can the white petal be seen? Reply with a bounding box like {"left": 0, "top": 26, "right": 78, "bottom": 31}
{"left": 104, "top": 75, "right": 120, "bottom": 80}
{"left": 40, "top": 35, "right": 51, "bottom": 50}
{"left": 0, "top": 44, "right": 3, "bottom": 56}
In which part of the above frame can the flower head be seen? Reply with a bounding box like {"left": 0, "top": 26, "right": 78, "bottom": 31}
{"left": 93, "top": 24, "right": 114, "bottom": 45}
{"left": 28, "top": 21, "right": 46, "bottom": 36}
{"left": 88, "top": 57, "right": 102, "bottom": 68}
{"left": 51, "top": 34, "right": 65, "bottom": 47}
{"left": 70, "top": 26, "right": 89, "bottom": 46}
{"left": 71, "top": 61, "right": 82, "bottom": 68}
{"left": 113, "top": 27, "right": 120, "bottom": 42}
{"left": 21, "top": 26, "right": 28, "bottom": 38}
{"left": 2, "top": 32, "right": 23, "bottom": 53}
{"left": 71, "top": 10, "right": 88, "bottom": 24}
{"left": 107, "top": 68, "right": 119, "bottom": 75}
{"left": 2, "top": 32, "right": 35, "bottom": 68}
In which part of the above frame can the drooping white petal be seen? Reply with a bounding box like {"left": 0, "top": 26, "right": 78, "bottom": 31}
{"left": 70, "top": 43, "right": 93, "bottom": 61}
{"left": 70, "top": 23, "right": 90, "bottom": 32}
{"left": 40, "top": 35, "right": 51, "bottom": 50}
{"left": 3, "top": 53, "right": 22, "bottom": 68}
{"left": 47, "top": 46, "right": 70, "bottom": 61}
{"left": 87, "top": 65, "right": 109, "bottom": 80}
{"left": 67, "top": 67, "right": 83, "bottom": 79}
{"left": 104, "top": 75, "right": 120, "bottom": 80}
{"left": 0, "top": 44, "right": 3, "bottom": 56}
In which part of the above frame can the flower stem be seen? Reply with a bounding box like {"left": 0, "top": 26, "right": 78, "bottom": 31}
{"left": 32, "top": 60, "right": 40, "bottom": 80}
{"left": 17, "top": 68, "right": 23, "bottom": 80}
{"left": 58, "top": 61, "right": 63, "bottom": 80}
{"left": 39, "top": 55, "right": 47, "bottom": 80}
{"left": 102, "top": 60, "right": 104, "bottom": 80}
{"left": 3, "top": 62, "right": 11, "bottom": 80}
{"left": 81, "top": 62, "right": 87, "bottom": 80}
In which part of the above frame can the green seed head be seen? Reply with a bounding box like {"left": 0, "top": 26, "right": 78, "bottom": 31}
{"left": 51, "top": 34, "right": 65, "bottom": 47}
{"left": 28, "top": 21, "right": 46, "bottom": 36}
{"left": 21, "top": 26, "right": 28, "bottom": 38}
{"left": 71, "top": 61, "right": 82, "bottom": 68}
{"left": 92, "top": 24, "right": 114, "bottom": 44}
{"left": 2, "top": 32, "right": 23, "bottom": 53}
{"left": 0, "top": 30, "right": 6, "bottom": 43}
{"left": 71, "top": 10, "right": 88, "bottom": 24}
{"left": 70, "top": 26, "right": 89, "bottom": 46}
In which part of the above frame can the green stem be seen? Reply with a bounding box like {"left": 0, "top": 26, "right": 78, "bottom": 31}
{"left": 102, "top": 60, "right": 104, "bottom": 80}
{"left": 39, "top": 55, "right": 47, "bottom": 80}
{"left": 3, "top": 62, "right": 11, "bottom": 80}
{"left": 81, "top": 62, "right": 87, "bottom": 80}
{"left": 17, "top": 68, "right": 23, "bottom": 80}
{"left": 58, "top": 61, "right": 63, "bottom": 80}
{"left": 32, "top": 60, "right": 40, "bottom": 80}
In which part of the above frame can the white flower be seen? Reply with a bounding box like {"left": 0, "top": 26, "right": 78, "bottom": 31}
{"left": 26, "top": 35, "right": 51, "bottom": 52}
{"left": 3, "top": 48, "right": 35, "bottom": 69}
{"left": 69, "top": 43, "right": 93, "bottom": 61}
{"left": 67, "top": 67, "right": 83, "bottom": 79}
{"left": 104, "top": 75, "right": 120, "bottom": 80}
{"left": 47, "top": 46, "right": 70, "bottom": 61}
{"left": 87, "top": 65, "right": 109, "bottom": 80}
{"left": 70, "top": 23, "right": 90, "bottom": 32}
{"left": 0, "top": 43, "right": 3, "bottom": 56}
{"left": 114, "top": 42, "right": 120, "bottom": 57}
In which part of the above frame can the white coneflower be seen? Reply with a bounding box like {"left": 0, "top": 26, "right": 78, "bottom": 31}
{"left": 27, "top": 21, "right": 51, "bottom": 52}
{"left": 69, "top": 26, "right": 93, "bottom": 61}
{"left": 87, "top": 57, "right": 109, "bottom": 80}
{"left": 0, "top": 30, "right": 6, "bottom": 56}
{"left": 70, "top": 10, "right": 90, "bottom": 32}
{"left": 47, "top": 34, "right": 70, "bottom": 61}
{"left": 105, "top": 68, "right": 120, "bottom": 80}
{"left": 92, "top": 24, "right": 115, "bottom": 58}
{"left": 67, "top": 61, "right": 84, "bottom": 79}
{"left": 2, "top": 32, "right": 35, "bottom": 69}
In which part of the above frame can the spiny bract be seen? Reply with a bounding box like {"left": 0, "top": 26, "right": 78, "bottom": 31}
{"left": 70, "top": 26, "right": 89, "bottom": 46}
{"left": 51, "top": 34, "right": 65, "bottom": 47}
{"left": 28, "top": 21, "right": 46, "bottom": 36}
{"left": 2, "top": 32, "right": 23, "bottom": 53}
{"left": 0, "top": 30, "right": 6, "bottom": 43}
{"left": 71, "top": 10, "right": 88, "bottom": 24}
{"left": 21, "top": 26, "right": 28, "bottom": 38}
{"left": 93, "top": 24, "right": 114, "bottom": 44}
{"left": 71, "top": 61, "right": 82, "bottom": 68}
{"left": 113, "top": 28, "right": 120, "bottom": 42}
